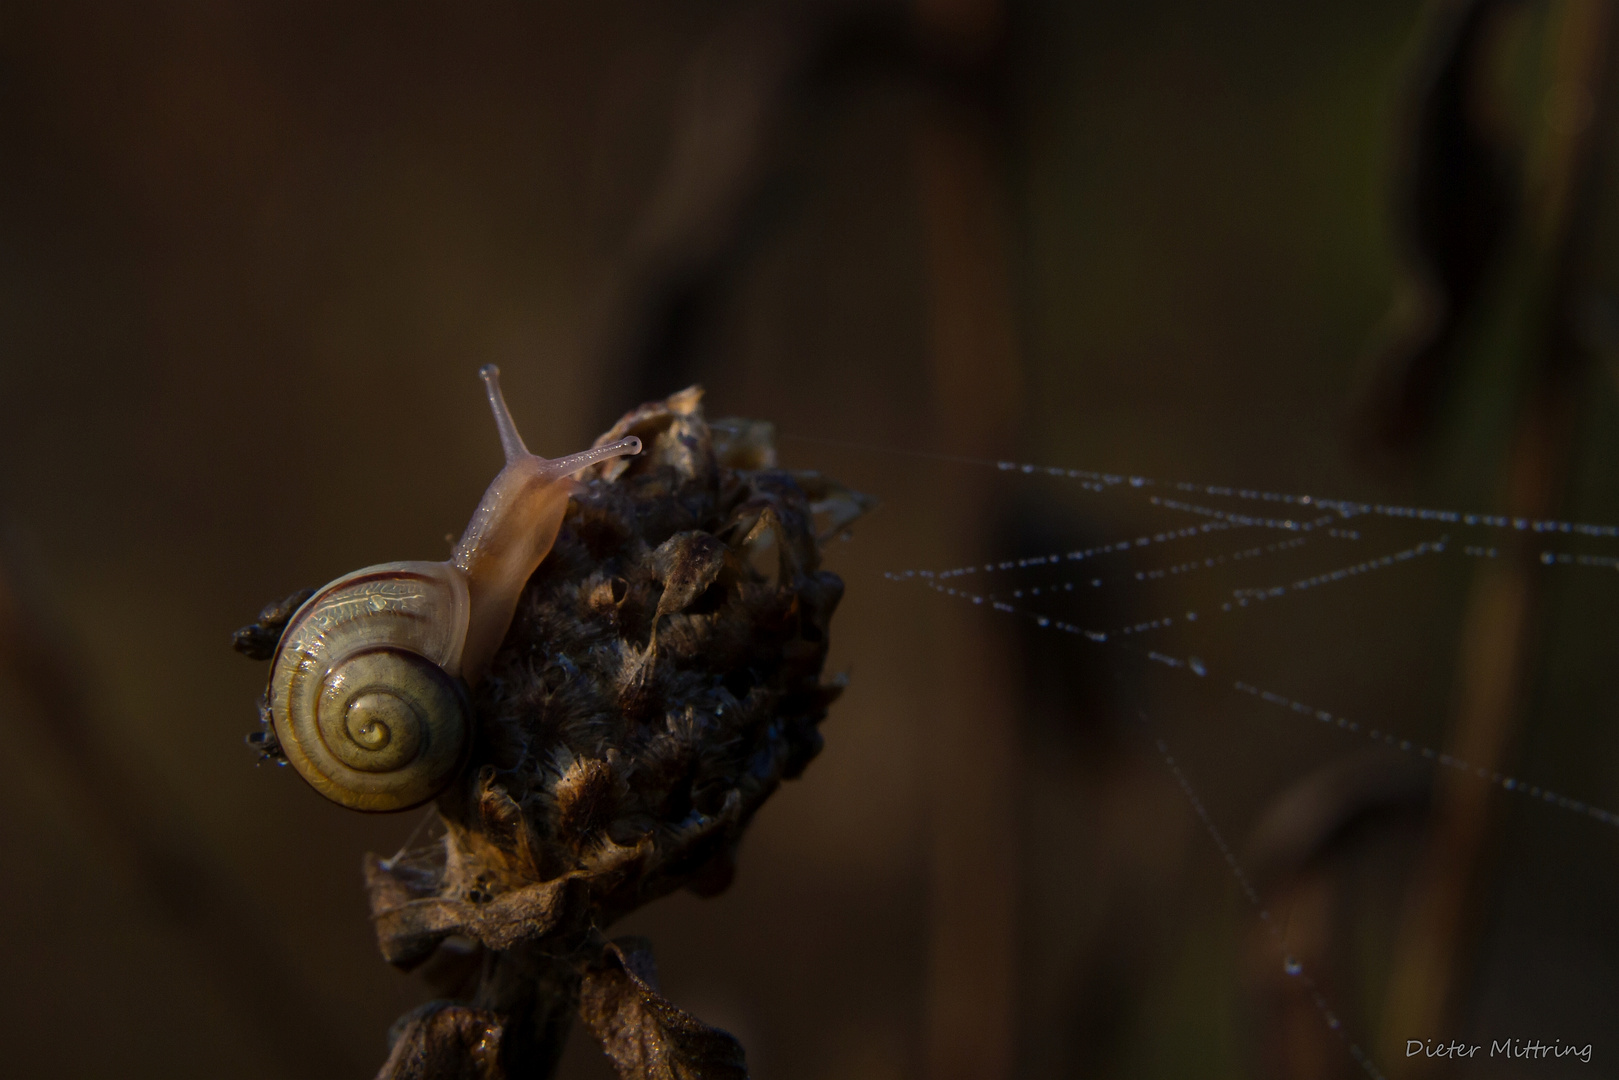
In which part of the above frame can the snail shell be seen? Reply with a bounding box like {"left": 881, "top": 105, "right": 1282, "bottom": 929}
{"left": 269, "top": 562, "right": 471, "bottom": 812}
{"left": 265, "top": 367, "right": 641, "bottom": 812}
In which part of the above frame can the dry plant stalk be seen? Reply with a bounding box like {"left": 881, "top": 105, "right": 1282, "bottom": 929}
{"left": 236, "top": 387, "right": 872, "bottom": 1079}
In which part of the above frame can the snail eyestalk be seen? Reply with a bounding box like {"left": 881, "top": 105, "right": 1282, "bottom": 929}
{"left": 540, "top": 435, "right": 643, "bottom": 479}
{"left": 479, "top": 364, "right": 529, "bottom": 463}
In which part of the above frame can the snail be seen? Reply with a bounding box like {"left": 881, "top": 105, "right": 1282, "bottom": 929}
{"left": 265, "top": 366, "right": 643, "bottom": 812}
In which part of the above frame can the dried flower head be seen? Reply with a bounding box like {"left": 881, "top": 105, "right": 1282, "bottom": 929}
{"left": 238, "top": 386, "right": 872, "bottom": 1079}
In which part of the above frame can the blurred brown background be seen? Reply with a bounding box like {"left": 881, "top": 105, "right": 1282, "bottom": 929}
{"left": 3, "top": 1, "right": 1619, "bottom": 1077}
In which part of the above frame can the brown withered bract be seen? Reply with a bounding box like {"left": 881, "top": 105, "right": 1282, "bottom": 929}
{"left": 238, "top": 386, "right": 872, "bottom": 1080}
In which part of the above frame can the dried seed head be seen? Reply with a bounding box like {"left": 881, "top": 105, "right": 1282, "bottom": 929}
{"left": 359, "top": 386, "right": 872, "bottom": 967}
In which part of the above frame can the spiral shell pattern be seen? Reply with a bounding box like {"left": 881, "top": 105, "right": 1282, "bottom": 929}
{"left": 268, "top": 562, "right": 473, "bottom": 811}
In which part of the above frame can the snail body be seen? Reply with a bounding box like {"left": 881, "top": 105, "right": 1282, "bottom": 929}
{"left": 267, "top": 367, "right": 642, "bottom": 812}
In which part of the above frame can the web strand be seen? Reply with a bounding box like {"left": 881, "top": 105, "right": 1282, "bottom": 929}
{"left": 807, "top": 429, "right": 1619, "bottom": 1068}
{"left": 781, "top": 431, "right": 1619, "bottom": 538}
{"left": 1141, "top": 716, "right": 1386, "bottom": 1080}
{"left": 888, "top": 568, "right": 1619, "bottom": 833}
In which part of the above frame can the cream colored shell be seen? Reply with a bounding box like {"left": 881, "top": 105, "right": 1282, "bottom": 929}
{"left": 268, "top": 561, "right": 472, "bottom": 812}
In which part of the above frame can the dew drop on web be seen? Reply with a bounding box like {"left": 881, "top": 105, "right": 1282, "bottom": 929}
{"left": 863, "top": 442, "right": 1619, "bottom": 1078}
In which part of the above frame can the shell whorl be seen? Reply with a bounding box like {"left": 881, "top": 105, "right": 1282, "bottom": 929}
{"left": 268, "top": 561, "right": 473, "bottom": 812}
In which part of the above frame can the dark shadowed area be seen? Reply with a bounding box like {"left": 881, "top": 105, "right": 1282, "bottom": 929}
{"left": 2, "top": 1, "right": 1618, "bottom": 1078}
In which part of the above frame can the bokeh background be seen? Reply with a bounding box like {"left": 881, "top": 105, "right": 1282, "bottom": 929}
{"left": 3, "top": 1, "right": 1618, "bottom": 1077}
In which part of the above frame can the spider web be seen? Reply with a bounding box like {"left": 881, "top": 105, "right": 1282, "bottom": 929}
{"left": 848, "top": 444, "right": 1619, "bottom": 1079}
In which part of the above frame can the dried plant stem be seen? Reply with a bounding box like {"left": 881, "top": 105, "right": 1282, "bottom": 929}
{"left": 1378, "top": 1, "right": 1618, "bottom": 1070}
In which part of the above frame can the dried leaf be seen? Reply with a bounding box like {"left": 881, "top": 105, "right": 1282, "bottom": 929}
{"left": 790, "top": 470, "right": 879, "bottom": 542}
{"left": 579, "top": 938, "right": 748, "bottom": 1080}
{"left": 376, "top": 1002, "right": 504, "bottom": 1080}
{"left": 652, "top": 532, "right": 730, "bottom": 620}
{"left": 364, "top": 853, "right": 590, "bottom": 968}
{"left": 585, "top": 385, "right": 715, "bottom": 483}
{"left": 364, "top": 833, "right": 658, "bottom": 967}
